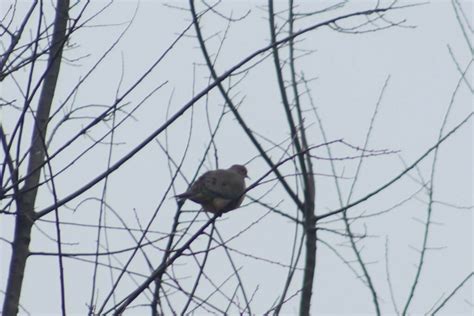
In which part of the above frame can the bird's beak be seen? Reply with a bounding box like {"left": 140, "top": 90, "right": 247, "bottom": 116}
{"left": 246, "top": 175, "right": 251, "bottom": 179}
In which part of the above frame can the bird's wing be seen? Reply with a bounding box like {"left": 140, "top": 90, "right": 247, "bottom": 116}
{"left": 177, "top": 171, "right": 214, "bottom": 203}
{"left": 177, "top": 169, "right": 245, "bottom": 206}
{"left": 203, "top": 170, "right": 245, "bottom": 200}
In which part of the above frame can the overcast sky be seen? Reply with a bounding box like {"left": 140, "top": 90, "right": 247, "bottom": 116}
{"left": 1, "top": 0, "right": 472, "bottom": 315}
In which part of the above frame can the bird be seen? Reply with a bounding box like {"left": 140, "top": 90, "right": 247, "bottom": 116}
{"left": 176, "top": 164, "right": 248, "bottom": 214}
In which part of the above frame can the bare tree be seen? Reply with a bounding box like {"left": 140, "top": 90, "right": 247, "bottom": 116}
{"left": 2, "top": 1, "right": 70, "bottom": 314}
{"left": 1, "top": 0, "right": 471, "bottom": 315}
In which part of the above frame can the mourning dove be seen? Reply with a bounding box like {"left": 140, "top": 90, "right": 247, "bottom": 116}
{"left": 176, "top": 164, "right": 248, "bottom": 214}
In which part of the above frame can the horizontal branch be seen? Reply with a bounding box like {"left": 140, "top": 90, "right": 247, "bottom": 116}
{"left": 36, "top": 4, "right": 406, "bottom": 218}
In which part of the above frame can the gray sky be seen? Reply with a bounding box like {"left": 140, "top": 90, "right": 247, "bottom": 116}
{"left": 1, "top": 0, "right": 472, "bottom": 315}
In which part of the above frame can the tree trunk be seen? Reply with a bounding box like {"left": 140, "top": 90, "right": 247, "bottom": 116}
{"left": 2, "top": 1, "right": 69, "bottom": 314}
{"left": 300, "top": 215, "right": 316, "bottom": 316}
{"left": 2, "top": 198, "right": 34, "bottom": 316}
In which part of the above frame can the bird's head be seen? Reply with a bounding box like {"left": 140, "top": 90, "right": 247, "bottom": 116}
{"left": 229, "top": 164, "right": 249, "bottom": 178}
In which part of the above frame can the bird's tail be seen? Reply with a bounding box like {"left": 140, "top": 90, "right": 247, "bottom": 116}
{"left": 174, "top": 192, "right": 190, "bottom": 207}
{"left": 174, "top": 192, "right": 189, "bottom": 200}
